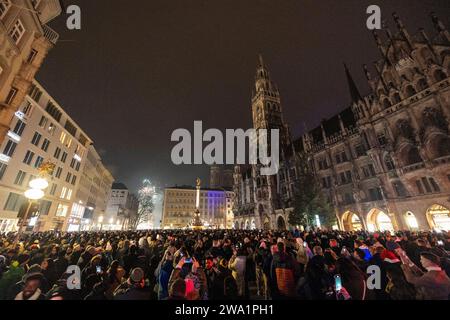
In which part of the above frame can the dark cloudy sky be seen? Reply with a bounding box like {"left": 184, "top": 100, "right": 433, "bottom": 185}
{"left": 36, "top": 0, "right": 450, "bottom": 192}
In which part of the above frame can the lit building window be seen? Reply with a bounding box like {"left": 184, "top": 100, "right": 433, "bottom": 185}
{"left": 56, "top": 204, "right": 68, "bottom": 217}
{"left": 60, "top": 186, "right": 67, "bottom": 199}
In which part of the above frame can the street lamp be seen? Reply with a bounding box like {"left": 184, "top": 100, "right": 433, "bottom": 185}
{"left": 15, "top": 177, "right": 48, "bottom": 243}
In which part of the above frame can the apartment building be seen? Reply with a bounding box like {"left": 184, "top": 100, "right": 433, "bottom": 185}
{"left": 0, "top": 80, "right": 93, "bottom": 232}
{"left": 0, "top": 0, "right": 61, "bottom": 148}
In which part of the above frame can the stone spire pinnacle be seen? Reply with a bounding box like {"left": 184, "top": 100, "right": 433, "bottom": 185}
{"left": 344, "top": 63, "right": 362, "bottom": 103}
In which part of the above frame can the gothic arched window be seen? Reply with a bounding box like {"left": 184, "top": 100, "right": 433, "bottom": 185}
{"left": 406, "top": 147, "right": 422, "bottom": 165}
{"left": 392, "top": 93, "right": 401, "bottom": 104}
{"left": 417, "top": 78, "right": 428, "bottom": 91}
{"left": 405, "top": 85, "right": 416, "bottom": 98}
{"left": 384, "top": 155, "right": 395, "bottom": 171}
{"left": 434, "top": 69, "right": 447, "bottom": 82}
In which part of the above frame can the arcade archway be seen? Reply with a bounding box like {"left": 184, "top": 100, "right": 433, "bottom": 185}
{"left": 277, "top": 216, "right": 286, "bottom": 230}
{"left": 263, "top": 216, "right": 271, "bottom": 230}
{"left": 250, "top": 219, "right": 256, "bottom": 230}
{"left": 244, "top": 220, "right": 250, "bottom": 230}
{"left": 404, "top": 211, "right": 419, "bottom": 230}
{"left": 234, "top": 221, "right": 240, "bottom": 230}
{"left": 341, "top": 211, "right": 363, "bottom": 231}
{"left": 367, "top": 209, "right": 394, "bottom": 233}
{"left": 426, "top": 204, "right": 450, "bottom": 231}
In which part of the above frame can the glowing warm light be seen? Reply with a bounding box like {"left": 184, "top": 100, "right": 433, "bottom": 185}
{"left": 0, "top": 154, "right": 11, "bottom": 163}
{"left": 7, "top": 131, "right": 21, "bottom": 142}
{"left": 15, "top": 111, "right": 25, "bottom": 120}
{"left": 109, "top": 218, "right": 114, "bottom": 224}
{"left": 98, "top": 216, "right": 104, "bottom": 223}
{"left": 24, "top": 188, "right": 44, "bottom": 200}
{"left": 29, "top": 216, "right": 38, "bottom": 227}
{"left": 29, "top": 178, "right": 49, "bottom": 190}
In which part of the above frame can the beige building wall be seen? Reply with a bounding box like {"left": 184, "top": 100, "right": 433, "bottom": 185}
{"left": 0, "top": 0, "right": 61, "bottom": 149}
{"left": 162, "top": 187, "right": 234, "bottom": 229}
{"left": 0, "top": 80, "right": 93, "bottom": 232}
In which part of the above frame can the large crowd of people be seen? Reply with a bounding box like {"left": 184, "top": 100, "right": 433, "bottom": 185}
{"left": 0, "top": 228, "right": 449, "bottom": 300}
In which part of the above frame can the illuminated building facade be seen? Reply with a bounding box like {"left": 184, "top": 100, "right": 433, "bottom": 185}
{"left": 233, "top": 13, "right": 450, "bottom": 232}
{"left": 162, "top": 186, "right": 234, "bottom": 229}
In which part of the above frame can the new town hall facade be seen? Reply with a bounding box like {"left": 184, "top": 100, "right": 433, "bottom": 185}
{"left": 233, "top": 13, "right": 450, "bottom": 232}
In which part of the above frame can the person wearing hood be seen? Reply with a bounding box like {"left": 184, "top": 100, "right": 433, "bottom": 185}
{"left": 157, "top": 248, "right": 175, "bottom": 300}
{"left": 0, "top": 253, "right": 30, "bottom": 300}
{"left": 114, "top": 267, "right": 152, "bottom": 300}
{"left": 14, "top": 273, "right": 45, "bottom": 300}
{"left": 77, "top": 245, "right": 97, "bottom": 271}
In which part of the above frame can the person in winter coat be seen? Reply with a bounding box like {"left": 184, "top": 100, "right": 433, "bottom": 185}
{"left": 295, "top": 238, "right": 309, "bottom": 272}
{"left": 157, "top": 250, "right": 174, "bottom": 300}
{"left": 270, "top": 241, "right": 299, "bottom": 299}
{"left": 207, "top": 258, "right": 237, "bottom": 300}
{"left": 401, "top": 251, "right": 450, "bottom": 300}
{"left": 254, "top": 242, "right": 271, "bottom": 299}
{"left": 41, "top": 258, "right": 58, "bottom": 287}
{"left": 54, "top": 250, "right": 69, "bottom": 279}
{"left": 14, "top": 273, "right": 46, "bottom": 300}
{"left": 168, "top": 257, "right": 207, "bottom": 300}
{"left": 385, "top": 265, "right": 416, "bottom": 300}
{"left": 105, "top": 260, "right": 125, "bottom": 299}
{"left": 77, "top": 246, "right": 97, "bottom": 271}
{"left": 336, "top": 257, "right": 374, "bottom": 300}
{"left": 114, "top": 267, "right": 152, "bottom": 300}
{"left": 229, "top": 247, "right": 247, "bottom": 298}
{"left": 0, "top": 254, "right": 29, "bottom": 300}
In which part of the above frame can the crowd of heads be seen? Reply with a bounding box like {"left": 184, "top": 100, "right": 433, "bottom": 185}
{"left": 0, "top": 228, "right": 449, "bottom": 300}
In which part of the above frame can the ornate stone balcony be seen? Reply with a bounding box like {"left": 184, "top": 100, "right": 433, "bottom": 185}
{"left": 42, "top": 24, "right": 59, "bottom": 45}
{"left": 402, "top": 162, "right": 426, "bottom": 173}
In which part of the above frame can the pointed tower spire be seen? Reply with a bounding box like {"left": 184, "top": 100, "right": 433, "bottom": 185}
{"left": 431, "top": 12, "right": 450, "bottom": 43}
{"left": 372, "top": 30, "right": 386, "bottom": 58}
{"left": 258, "top": 54, "right": 265, "bottom": 67}
{"left": 393, "top": 12, "right": 413, "bottom": 48}
{"left": 254, "top": 54, "right": 276, "bottom": 94}
{"left": 344, "top": 63, "right": 362, "bottom": 103}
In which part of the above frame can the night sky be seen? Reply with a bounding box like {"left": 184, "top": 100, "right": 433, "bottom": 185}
{"left": 37, "top": 0, "right": 450, "bottom": 192}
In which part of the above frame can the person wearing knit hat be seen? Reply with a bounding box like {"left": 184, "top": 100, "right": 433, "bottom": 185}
{"left": 381, "top": 249, "right": 401, "bottom": 264}
{"left": 14, "top": 273, "right": 45, "bottom": 300}
{"left": 129, "top": 267, "right": 144, "bottom": 284}
{"left": 113, "top": 267, "right": 152, "bottom": 300}
{"left": 401, "top": 250, "right": 450, "bottom": 300}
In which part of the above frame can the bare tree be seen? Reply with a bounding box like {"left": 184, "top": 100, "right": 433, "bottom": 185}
{"left": 131, "top": 179, "right": 156, "bottom": 229}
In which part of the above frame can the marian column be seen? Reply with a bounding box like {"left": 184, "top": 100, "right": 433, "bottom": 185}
{"left": 192, "top": 178, "right": 203, "bottom": 230}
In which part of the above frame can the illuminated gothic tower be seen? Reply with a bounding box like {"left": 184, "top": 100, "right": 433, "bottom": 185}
{"left": 250, "top": 55, "right": 292, "bottom": 228}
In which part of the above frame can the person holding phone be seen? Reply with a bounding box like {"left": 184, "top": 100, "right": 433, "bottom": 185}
{"left": 400, "top": 251, "right": 450, "bottom": 300}
{"left": 168, "top": 257, "right": 207, "bottom": 300}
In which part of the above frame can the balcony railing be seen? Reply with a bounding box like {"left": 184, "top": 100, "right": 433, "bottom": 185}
{"left": 403, "top": 162, "right": 426, "bottom": 173}
{"left": 42, "top": 24, "right": 59, "bottom": 45}
{"left": 433, "top": 155, "right": 450, "bottom": 166}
